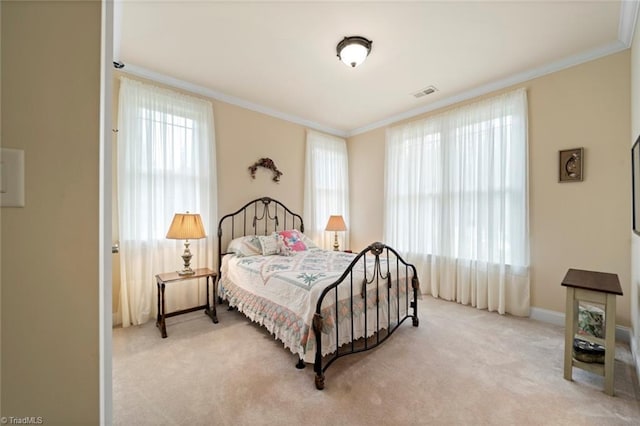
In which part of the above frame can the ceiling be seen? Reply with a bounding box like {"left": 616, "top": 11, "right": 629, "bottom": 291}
{"left": 115, "top": 1, "right": 637, "bottom": 137}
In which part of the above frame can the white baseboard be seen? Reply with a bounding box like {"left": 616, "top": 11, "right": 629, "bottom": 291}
{"left": 529, "top": 306, "right": 631, "bottom": 343}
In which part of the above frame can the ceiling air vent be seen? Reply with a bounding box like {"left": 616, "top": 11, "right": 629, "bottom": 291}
{"left": 413, "top": 85, "right": 438, "bottom": 98}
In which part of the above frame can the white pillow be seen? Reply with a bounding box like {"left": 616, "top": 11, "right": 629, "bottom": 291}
{"left": 300, "top": 232, "right": 318, "bottom": 249}
{"left": 258, "top": 234, "right": 280, "bottom": 256}
{"left": 227, "top": 236, "right": 262, "bottom": 257}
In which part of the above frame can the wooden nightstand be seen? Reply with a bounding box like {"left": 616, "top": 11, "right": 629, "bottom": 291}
{"left": 155, "top": 267, "right": 218, "bottom": 338}
{"left": 561, "top": 268, "right": 623, "bottom": 395}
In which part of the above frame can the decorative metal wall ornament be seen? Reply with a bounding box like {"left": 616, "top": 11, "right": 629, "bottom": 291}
{"left": 248, "top": 157, "right": 283, "bottom": 182}
{"left": 559, "top": 148, "right": 584, "bottom": 182}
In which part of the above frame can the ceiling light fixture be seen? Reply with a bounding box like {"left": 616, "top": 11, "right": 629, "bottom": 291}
{"left": 336, "top": 36, "right": 372, "bottom": 68}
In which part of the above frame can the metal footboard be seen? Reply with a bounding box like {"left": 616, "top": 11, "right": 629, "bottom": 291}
{"left": 312, "top": 242, "right": 420, "bottom": 390}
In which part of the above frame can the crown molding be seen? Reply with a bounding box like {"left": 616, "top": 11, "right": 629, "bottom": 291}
{"left": 619, "top": 0, "right": 640, "bottom": 47}
{"left": 119, "top": 63, "right": 349, "bottom": 138}
{"left": 348, "top": 40, "right": 627, "bottom": 137}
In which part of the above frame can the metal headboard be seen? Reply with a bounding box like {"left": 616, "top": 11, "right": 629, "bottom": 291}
{"left": 217, "top": 197, "right": 304, "bottom": 276}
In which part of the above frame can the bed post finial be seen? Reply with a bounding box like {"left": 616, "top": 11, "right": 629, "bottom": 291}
{"left": 370, "top": 242, "right": 384, "bottom": 256}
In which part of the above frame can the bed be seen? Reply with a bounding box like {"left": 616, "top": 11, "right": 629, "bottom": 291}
{"left": 217, "top": 197, "right": 420, "bottom": 389}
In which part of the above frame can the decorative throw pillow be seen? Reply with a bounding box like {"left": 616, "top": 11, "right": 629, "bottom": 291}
{"left": 227, "top": 236, "right": 262, "bottom": 257}
{"left": 258, "top": 234, "right": 280, "bottom": 256}
{"left": 278, "top": 229, "right": 307, "bottom": 251}
{"left": 278, "top": 241, "right": 294, "bottom": 257}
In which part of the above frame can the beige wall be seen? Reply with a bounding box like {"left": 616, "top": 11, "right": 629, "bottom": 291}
{"left": 630, "top": 15, "right": 640, "bottom": 371}
{"left": 111, "top": 73, "right": 308, "bottom": 319}
{"left": 348, "top": 127, "right": 386, "bottom": 248}
{"left": 1, "top": 1, "right": 101, "bottom": 423}
{"left": 214, "top": 101, "right": 306, "bottom": 216}
{"left": 349, "top": 51, "right": 632, "bottom": 326}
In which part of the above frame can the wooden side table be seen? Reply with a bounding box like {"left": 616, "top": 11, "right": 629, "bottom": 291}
{"left": 155, "top": 267, "right": 218, "bottom": 338}
{"left": 561, "top": 268, "right": 623, "bottom": 396}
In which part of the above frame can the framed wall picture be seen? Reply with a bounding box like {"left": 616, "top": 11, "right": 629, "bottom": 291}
{"left": 632, "top": 136, "right": 640, "bottom": 235}
{"left": 559, "top": 148, "right": 584, "bottom": 182}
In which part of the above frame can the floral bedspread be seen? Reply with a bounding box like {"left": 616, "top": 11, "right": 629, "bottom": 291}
{"left": 235, "top": 248, "right": 358, "bottom": 287}
{"left": 219, "top": 248, "right": 409, "bottom": 363}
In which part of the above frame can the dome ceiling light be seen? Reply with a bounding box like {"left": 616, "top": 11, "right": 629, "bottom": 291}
{"left": 336, "top": 36, "right": 373, "bottom": 68}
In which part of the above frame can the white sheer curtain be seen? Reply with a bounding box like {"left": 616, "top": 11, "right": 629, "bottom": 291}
{"left": 117, "top": 77, "right": 217, "bottom": 327}
{"left": 385, "top": 88, "right": 529, "bottom": 316}
{"left": 303, "top": 130, "right": 350, "bottom": 250}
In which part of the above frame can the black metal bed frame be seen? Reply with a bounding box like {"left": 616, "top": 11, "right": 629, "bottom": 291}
{"left": 217, "top": 197, "right": 420, "bottom": 390}
{"left": 217, "top": 197, "right": 304, "bottom": 272}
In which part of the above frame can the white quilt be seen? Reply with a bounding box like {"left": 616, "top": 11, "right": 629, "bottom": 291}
{"left": 219, "top": 248, "right": 410, "bottom": 363}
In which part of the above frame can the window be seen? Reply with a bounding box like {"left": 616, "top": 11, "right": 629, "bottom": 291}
{"left": 385, "top": 88, "right": 529, "bottom": 315}
{"left": 116, "top": 77, "right": 217, "bottom": 326}
{"left": 123, "top": 109, "right": 199, "bottom": 240}
{"left": 303, "top": 130, "right": 350, "bottom": 250}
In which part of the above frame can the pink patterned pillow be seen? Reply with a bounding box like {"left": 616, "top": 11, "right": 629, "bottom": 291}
{"left": 278, "top": 229, "right": 307, "bottom": 251}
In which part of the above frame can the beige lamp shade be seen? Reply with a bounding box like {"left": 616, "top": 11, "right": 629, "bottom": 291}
{"left": 166, "top": 212, "right": 206, "bottom": 275}
{"left": 325, "top": 215, "right": 347, "bottom": 251}
{"left": 325, "top": 215, "right": 347, "bottom": 232}
{"left": 166, "top": 213, "right": 206, "bottom": 240}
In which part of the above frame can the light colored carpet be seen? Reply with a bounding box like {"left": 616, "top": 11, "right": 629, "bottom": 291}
{"left": 113, "top": 296, "right": 640, "bottom": 425}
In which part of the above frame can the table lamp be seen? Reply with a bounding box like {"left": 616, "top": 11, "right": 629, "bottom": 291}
{"left": 325, "top": 215, "right": 347, "bottom": 251}
{"left": 166, "top": 212, "right": 206, "bottom": 275}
